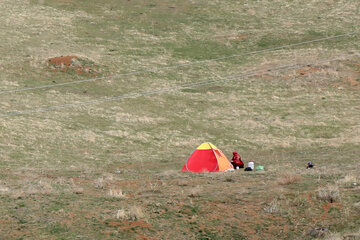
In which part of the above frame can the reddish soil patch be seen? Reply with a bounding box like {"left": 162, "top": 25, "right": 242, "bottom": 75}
{"left": 320, "top": 202, "right": 343, "bottom": 220}
{"left": 48, "top": 56, "right": 97, "bottom": 75}
{"left": 71, "top": 177, "right": 94, "bottom": 184}
{"left": 237, "top": 35, "right": 248, "bottom": 40}
{"left": 107, "top": 220, "right": 152, "bottom": 231}
{"left": 280, "top": 66, "right": 323, "bottom": 80}
{"left": 49, "top": 56, "right": 78, "bottom": 67}
{"left": 114, "top": 180, "right": 139, "bottom": 187}
{"left": 136, "top": 233, "right": 156, "bottom": 240}
{"left": 0, "top": 219, "right": 12, "bottom": 223}
{"left": 342, "top": 77, "right": 360, "bottom": 86}
{"left": 296, "top": 66, "right": 322, "bottom": 76}
{"left": 231, "top": 35, "right": 248, "bottom": 41}
{"left": 256, "top": 70, "right": 275, "bottom": 80}
{"left": 304, "top": 193, "right": 314, "bottom": 203}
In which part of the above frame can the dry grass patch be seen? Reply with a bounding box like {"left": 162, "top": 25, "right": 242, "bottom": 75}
{"left": 278, "top": 173, "right": 302, "bottom": 185}
{"left": 264, "top": 197, "right": 282, "bottom": 214}
{"left": 353, "top": 202, "right": 360, "bottom": 211}
{"left": 317, "top": 185, "right": 340, "bottom": 203}
{"left": 0, "top": 185, "right": 9, "bottom": 193}
{"left": 337, "top": 174, "right": 359, "bottom": 188}
{"left": 108, "top": 188, "right": 125, "bottom": 198}
{"left": 188, "top": 186, "right": 202, "bottom": 198}
{"left": 325, "top": 229, "right": 360, "bottom": 240}
{"left": 116, "top": 206, "right": 145, "bottom": 221}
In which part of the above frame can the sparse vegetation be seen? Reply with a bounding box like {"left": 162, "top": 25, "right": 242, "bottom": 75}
{"left": 116, "top": 206, "right": 145, "bottom": 221}
{"left": 0, "top": 0, "right": 359, "bottom": 239}
{"left": 318, "top": 185, "right": 341, "bottom": 203}
{"left": 278, "top": 173, "right": 302, "bottom": 185}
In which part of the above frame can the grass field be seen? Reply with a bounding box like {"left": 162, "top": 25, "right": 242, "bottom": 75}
{"left": 1, "top": 0, "right": 360, "bottom": 239}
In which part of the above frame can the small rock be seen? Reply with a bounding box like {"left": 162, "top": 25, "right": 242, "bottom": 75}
{"left": 73, "top": 188, "right": 84, "bottom": 194}
{"left": 308, "top": 227, "right": 328, "bottom": 238}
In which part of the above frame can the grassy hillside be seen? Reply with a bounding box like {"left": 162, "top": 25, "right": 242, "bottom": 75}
{"left": 0, "top": 0, "right": 359, "bottom": 239}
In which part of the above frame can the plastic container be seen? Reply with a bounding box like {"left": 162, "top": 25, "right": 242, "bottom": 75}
{"left": 248, "top": 161, "right": 254, "bottom": 170}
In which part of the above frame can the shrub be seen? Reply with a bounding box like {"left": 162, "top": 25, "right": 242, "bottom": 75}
{"left": 278, "top": 173, "right": 301, "bottom": 185}
{"left": 317, "top": 185, "right": 340, "bottom": 203}
{"left": 116, "top": 206, "right": 144, "bottom": 221}
{"left": 108, "top": 188, "right": 125, "bottom": 198}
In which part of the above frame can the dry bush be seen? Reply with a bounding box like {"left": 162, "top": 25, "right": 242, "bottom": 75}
{"left": 278, "top": 173, "right": 301, "bottom": 185}
{"left": 264, "top": 197, "right": 281, "bottom": 214}
{"left": 94, "top": 177, "right": 106, "bottom": 189}
{"left": 317, "top": 185, "right": 340, "bottom": 203}
{"left": 116, "top": 206, "right": 144, "bottom": 220}
{"left": 176, "top": 179, "right": 189, "bottom": 186}
{"left": 94, "top": 174, "right": 116, "bottom": 189}
{"left": 188, "top": 186, "right": 202, "bottom": 198}
{"left": 108, "top": 188, "right": 125, "bottom": 198}
{"left": 24, "top": 179, "right": 54, "bottom": 195}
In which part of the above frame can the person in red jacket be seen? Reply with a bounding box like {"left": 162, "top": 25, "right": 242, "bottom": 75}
{"left": 231, "top": 151, "right": 244, "bottom": 169}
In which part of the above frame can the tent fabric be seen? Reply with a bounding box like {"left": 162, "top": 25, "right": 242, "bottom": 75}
{"left": 182, "top": 142, "right": 234, "bottom": 172}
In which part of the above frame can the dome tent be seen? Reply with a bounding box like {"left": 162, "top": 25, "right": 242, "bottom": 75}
{"left": 182, "top": 142, "right": 233, "bottom": 172}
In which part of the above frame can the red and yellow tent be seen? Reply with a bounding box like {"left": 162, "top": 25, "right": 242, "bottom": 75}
{"left": 182, "top": 142, "right": 233, "bottom": 172}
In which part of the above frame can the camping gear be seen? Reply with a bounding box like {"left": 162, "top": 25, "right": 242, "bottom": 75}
{"left": 182, "top": 142, "right": 234, "bottom": 172}
{"left": 256, "top": 166, "right": 264, "bottom": 171}
{"left": 248, "top": 161, "right": 254, "bottom": 170}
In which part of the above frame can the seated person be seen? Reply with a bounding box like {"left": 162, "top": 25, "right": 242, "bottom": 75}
{"left": 306, "top": 161, "right": 314, "bottom": 169}
{"left": 231, "top": 151, "right": 244, "bottom": 169}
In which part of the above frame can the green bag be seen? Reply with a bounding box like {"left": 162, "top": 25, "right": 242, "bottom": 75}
{"left": 256, "top": 165, "right": 264, "bottom": 171}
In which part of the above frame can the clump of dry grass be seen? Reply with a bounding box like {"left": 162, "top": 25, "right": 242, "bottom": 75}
{"left": 94, "top": 177, "right": 106, "bottom": 189}
{"left": 324, "top": 232, "right": 341, "bottom": 240}
{"left": 0, "top": 185, "right": 9, "bottom": 192}
{"left": 159, "top": 170, "right": 181, "bottom": 178}
{"left": 188, "top": 186, "right": 202, "bottom": 198}
{"left": 317, "top": 185, "right": 340, "bottom": 203}
{"left": 337, "top": 174, "right": 358, "bottom": 187}
{"left": 353, "top": 202, "right": 360, "bottom": 211}
{"left": 176, "top": 179, "right": 189, "bottom": 186}
{"left": 278, "top": 173, "right": 301, "bottom": 185}
{"left": 108, "top": 188, "right": 125, "bottom": 198}
{"left": 116, "top": 206, "right": 144, "bottom": 220}
{"left": 264, "top": 197, "right": 281, "bottom": 214}
{"left": 324, "top": 229, "right": 360, "bottom": 240}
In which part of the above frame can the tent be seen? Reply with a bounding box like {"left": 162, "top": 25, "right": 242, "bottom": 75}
{"left": 182, "top": 142, "right": 234, "bottom": 172}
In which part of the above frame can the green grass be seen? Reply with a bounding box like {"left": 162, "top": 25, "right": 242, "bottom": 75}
{"left": 1, "top": 0, "right": 360, "bottom": 239}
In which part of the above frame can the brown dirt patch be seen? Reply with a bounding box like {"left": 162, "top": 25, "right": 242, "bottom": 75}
{"left": 296, "top": 66, "right": 322, "bottom": 76}
{"left": 256, "top": 70, "right": 275, "bottom": 80}
{"left": 136, "top": 233, "right": 156, "bottom": 240}
{"left": 231, "top": 35, "right": 248, "bottom": 41}
{"left": 48, "top": 56, "right": 97, "bottom": 75}
{"left": 107, "top": 220, "right": 152, "bottom": 231}
{"left": 341, "top": 77, "right": 360, "bottom": 86}
{"left": 49, "top": 56, "right": 78, "bottom": 67}
{"left": 0, "top": 219, "right": 13, "bottom": 223}
{"left": 320, "top": 202, "right": 343, "bottom": 220}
